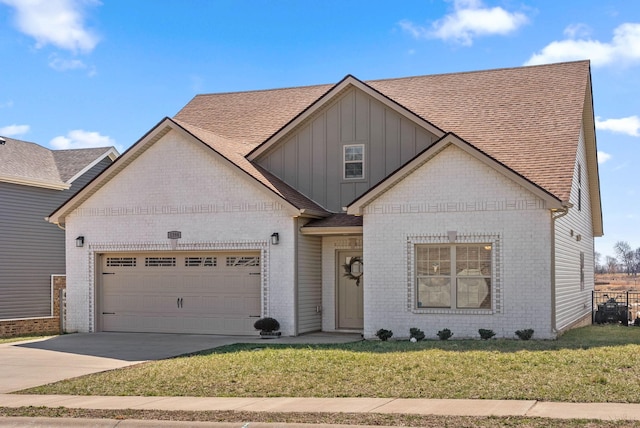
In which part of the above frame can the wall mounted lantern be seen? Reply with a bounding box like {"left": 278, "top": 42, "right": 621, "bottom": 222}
{"left": 271, "top": 232, "right": 280, "bottom": 245}
{"left": 75, "top": 236, "right": 85, "bottom": 247}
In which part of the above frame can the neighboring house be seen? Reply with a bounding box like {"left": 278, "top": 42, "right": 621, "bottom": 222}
{"left": 0, "top": 137, "right": 118, "bottom": 320}
{"left": 48, "top": 60, "right": 602, "bottom": 339}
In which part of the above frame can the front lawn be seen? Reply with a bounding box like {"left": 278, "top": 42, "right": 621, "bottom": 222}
{"left": 23, "top": 325, "right": 640, "bottom": 403}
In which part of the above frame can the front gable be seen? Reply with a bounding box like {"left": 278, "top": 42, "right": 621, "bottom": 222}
{"left": 48, "top": 119, "right": 302, "bottom": 226}
{"left": 253, "top": 83, "right": 442, "bottom": 212}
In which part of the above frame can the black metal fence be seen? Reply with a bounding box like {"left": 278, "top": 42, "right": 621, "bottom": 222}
{"left": 592, "top": 291, "right": 640, "bottom": 325}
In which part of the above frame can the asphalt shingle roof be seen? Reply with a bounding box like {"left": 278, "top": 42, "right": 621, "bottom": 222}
{"left": 0, "top": 136, "right": 114, "bottom": 187}
{"left": 175, "top": 61, "right": 591, "bottom": 206}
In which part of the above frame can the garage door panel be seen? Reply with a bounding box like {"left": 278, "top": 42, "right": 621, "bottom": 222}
{"left": 100, "top": 252, "right": 261, "bottom": 335}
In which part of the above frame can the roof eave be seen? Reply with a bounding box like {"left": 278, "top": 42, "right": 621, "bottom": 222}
{"left": 0, "top": 174, "right": 69, "bottom": 190}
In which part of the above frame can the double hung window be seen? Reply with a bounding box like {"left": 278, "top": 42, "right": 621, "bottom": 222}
{"left": 343, "top": 144, "right": 364, "bottom": 179}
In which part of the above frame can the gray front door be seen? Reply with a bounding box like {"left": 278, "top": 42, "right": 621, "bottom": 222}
{"left": 337, "top": 250, "right": 364, "bottom": 329}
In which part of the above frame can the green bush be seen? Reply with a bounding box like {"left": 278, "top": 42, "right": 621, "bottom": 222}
{"left": 253, "top": 317, "right": 280, "bottom": 333}
{"left": 478, "top": 329, "right": 496, "bottom": 340}
{"left": 409, "top": 327, "right": 425, "bottom": 341}
{"left": 375, "top": 329, "right": 393, "bottom": 341}
{"left": 515, "top": 329, "right": 534, "bottom": 340}
{"left": 437, "top": 328, "right": 453, "bottom": 340}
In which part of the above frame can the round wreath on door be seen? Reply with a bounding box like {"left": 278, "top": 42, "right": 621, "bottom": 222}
{"left": 342, "top": 256, "right": 363, "bottom": 287}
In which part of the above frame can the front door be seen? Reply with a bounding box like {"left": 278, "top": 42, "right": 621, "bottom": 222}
{"left": 337, "top": 250, "right": 364, "bottom": 329}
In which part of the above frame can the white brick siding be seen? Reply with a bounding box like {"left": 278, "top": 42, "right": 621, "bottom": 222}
{"left": 362, "top": 144, "right": 555, "bottom": 339}
{"left": 64, "top": 130, "right": 297, "bottom": 335}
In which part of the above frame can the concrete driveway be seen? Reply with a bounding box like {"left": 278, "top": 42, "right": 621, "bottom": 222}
{"left": 0, "top": 332, "right": 360, "bottom": 393}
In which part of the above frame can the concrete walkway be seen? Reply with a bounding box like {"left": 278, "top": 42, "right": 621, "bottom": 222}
{"left": 1, "top": 394, "right": 640, "bottom": 421}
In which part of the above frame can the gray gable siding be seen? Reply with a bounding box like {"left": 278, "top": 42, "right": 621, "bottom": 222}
{"left": 0, "top": 157, "right": 112, "bottom": 319}
{"left": 256, "top": 87, "right": 437, "bottom": 212}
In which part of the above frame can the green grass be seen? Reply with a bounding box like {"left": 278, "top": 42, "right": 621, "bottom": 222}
{"left": 23, "top": 325, "right": 640, "bottom": 403}
{"left": 0, "top": 334, "right": 54, "bottom": 344}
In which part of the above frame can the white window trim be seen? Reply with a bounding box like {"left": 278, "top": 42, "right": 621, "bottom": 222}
{"left": 407, "top": 233, "right": 502, "bottom": 315}
{"left": 343, "top": 144, "right": 365, "bottom": 180}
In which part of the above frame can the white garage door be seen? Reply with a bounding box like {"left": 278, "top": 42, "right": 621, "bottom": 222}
{"left": 99, "top": 252, "right": 261, "bottom": 335}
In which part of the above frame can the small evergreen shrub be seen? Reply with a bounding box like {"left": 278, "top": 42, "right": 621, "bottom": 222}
{"left": 253, "top": 317, "right": 280, "bottom": 333}
{"left": 478, "top": 329, "right": 496, "bottom": 340}
{"left": 515, "top": 329, "right": 534, "bottom": 340}
{"left": 437, "top": 328, "right": 453, "bottom": 340}
{"left": 375, "top": 329, "right": 393, "bottom": 341}
{"left": 409, "top": 327, "right": 425, "bottom": 341}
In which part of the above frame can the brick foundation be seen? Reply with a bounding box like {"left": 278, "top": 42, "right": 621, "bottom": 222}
{"left": 0, "top": 276, "right": 66, "bottom": 338}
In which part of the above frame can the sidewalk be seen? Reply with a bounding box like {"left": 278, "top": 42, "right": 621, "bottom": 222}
{"left": 1, "top": 394, "right": 640, "bottom": 421}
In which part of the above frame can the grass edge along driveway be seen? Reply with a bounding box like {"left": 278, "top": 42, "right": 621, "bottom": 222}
{"left": 22, "top": 325, "right": 640, "bottom": 403}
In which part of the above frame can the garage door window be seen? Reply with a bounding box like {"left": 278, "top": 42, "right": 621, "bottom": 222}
{"left": 106, "top": 257, "right": 137, "bottom": 267}
{"left": 185, "top": 256, "right": 217, "bottom": 267}
{"left": 226, "top": 256, "right": 260, "bottom": 267}
{"left": 145, "top": 257, "right": 176, "bottom": 267}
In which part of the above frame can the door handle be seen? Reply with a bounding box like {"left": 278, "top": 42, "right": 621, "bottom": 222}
{"left": 180, "top": 298, "right": 184, "bottom": 308}
{"left": 177, "top": 298, "right": 180, "bottom": 308}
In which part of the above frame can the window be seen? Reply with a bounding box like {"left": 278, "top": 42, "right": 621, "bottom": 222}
{"left": 416, "top": 244, "right": 492, "bottom": 309}
{"left": 106, "top": 257, "right": 136, "bottom": 267}
{"left": 145, "top": 257, "right": 176, "bottom": 267}
{"left": 185, "top": 256, "right": 217, "bottom": 267}
{"left": 343, "top": 144, "right": 364, "bottom": 179}
{"left": 226, "top": 256, "right": 260, "bottom": 267}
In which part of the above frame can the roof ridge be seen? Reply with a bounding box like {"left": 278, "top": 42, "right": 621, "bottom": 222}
{"left": 190, "top": 82, "right": 334, "bottom": 97}
{"left": 365, "top": 60, "right": 590, "bottom": 84}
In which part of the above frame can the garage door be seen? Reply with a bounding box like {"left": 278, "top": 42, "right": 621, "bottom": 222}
{"left": 99, "top": 252, "right": 261, "bottom": 335}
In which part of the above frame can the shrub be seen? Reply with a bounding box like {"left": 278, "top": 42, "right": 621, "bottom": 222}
{"left": 478, "top": 329, "right": 496, "bottom": 340}
{"left": 375, "top": 329, "right": 393, "bottom": 341}
{"left": 515, "top": 329, "right": 534, "bottom": 340}
{"left": 409, "top": 327, "right": 425, "bottom": 341}
{"left": 253, "top": 317, "right": 280, "bottom": 333}
{"left": 437, "top": 328, "right": 453, "bottom": 340}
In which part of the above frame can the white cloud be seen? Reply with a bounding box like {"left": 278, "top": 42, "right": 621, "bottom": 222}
{"left": 595, "top": 115, "right": 640, "bottom": 137}
{"left": 525, "top": 23, "right": 640, "bottom": 67}
{"left": 400, "top": 0, "right": 528, "bottom": 46}
{"left": 49, "top": 56, "right": 87, "bottom": 71}
{"left": 0, "top": 100, "right": 14, "bottom": 109}
{"left": 50, "top": 129, "right": 116, "bottom": 150}
{"left": 1, "top": 0, "right": 100, "bottom": 54}
{"left": 0, "top": 124, "right": 30, "bottom": 136}
{"left": 597, "top": 151, "right": 612, "bottom": 164}
{"left": 563, "top": 23, "right": 591, "bottom": 39}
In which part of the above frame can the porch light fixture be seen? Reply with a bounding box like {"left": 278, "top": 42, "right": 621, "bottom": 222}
{"left": 75, "top": 236, "right": 85, "bottom": 247}
{"left": 271, "top": 232, "right": 279, "bottom": 245}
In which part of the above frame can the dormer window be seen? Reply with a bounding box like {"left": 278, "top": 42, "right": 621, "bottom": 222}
{"left": 344, "top": 144, "right": 364, "bottom": 179}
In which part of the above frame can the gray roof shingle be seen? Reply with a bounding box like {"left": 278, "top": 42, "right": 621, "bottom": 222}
{"left": 0, "top": 136, "right": 115, "bottom": 187}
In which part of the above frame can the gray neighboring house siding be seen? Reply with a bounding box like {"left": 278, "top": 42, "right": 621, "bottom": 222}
{"left": 0, "top": 138, "right": 116, "bottom": 320}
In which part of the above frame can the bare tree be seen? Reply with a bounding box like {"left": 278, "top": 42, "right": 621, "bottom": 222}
{"left": 594, "top": 251, "right": 602, "bottom": 274}
{"left": 614, "top": 241, "right": 634, "bottom": 275}
{"left": 606, "top": 255, "right": 618, "bottom": 278}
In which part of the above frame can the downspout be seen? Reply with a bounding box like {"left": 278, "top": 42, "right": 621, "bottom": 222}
{"left": 550, "top": 204, "right": 571, "bottom": 336}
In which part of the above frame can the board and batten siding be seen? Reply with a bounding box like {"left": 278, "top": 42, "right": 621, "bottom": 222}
{"left": 554, "top": 126, "right": 594, "bottom": 331}
{"left": 296, "top": 218, "right": 322, "bottom": 333}
{"left": 257, "top": 87, "right": 437, "bottom": 212}
{"left": 0, "top": 157, "right": 112, "bottom": 320}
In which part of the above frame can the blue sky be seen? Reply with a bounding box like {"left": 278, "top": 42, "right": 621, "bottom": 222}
{"left": 0, "top": 0, "right": 639, "bottom": 259}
